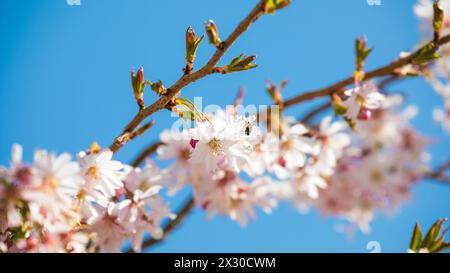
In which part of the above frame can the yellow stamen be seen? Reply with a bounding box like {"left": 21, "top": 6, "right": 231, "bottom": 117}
{"left": 90, "top": 142, "right": 101, "bottom": 154}
{"left": 281, "top": 139, "right": 294, "bottom": 151}
{"left": 356, "top": 94, "right": 365, "bottom": 105}
{"left": 371, "top": 170, "right": 383, "bottom": 183}
{"left": 86, "top": 166, "right": 99, "bottom": 180}
{"left": 43, "top": 175, "right": 58, "bottom": 189}
{"left": 208, "top": 138, "right": 223, "bottom": 156}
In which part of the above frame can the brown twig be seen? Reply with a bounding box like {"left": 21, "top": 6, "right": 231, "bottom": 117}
{"left": 296, "top": 79, "right": 403, "bottom": 125}
{"left": 377, "top": 75, "right": 401, "bottom": 91}
{"left": 121, "top": 1, "right": 272, "bottom": 252}
{"left": 120, "top": 2, "right": 450, "bottom": 254}
{"left": 124, "top": 141, "right": 196, "bottom": 253}
{"left": 131, "top": 142, "right": 162, "bottom": 167}
{"left": 283, "top": 34, "right": 450, "bottom": 108}
{"left": 126, "top": 196, "right": 195, "bottom": 253}
{"left": 425, "top": 160, "right": 450, "bottom": 183}
{"left": 110, "top": 0, "right": 267, "bottom": 153}
{"left": 431, "top": 176, "right": 450, "bottom": 183}
{"left": 299, "top": 101, "right": 332, "bottom": 124}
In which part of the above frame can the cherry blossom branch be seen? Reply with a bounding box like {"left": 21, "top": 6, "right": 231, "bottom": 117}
{"left": 119, "top": 2, "right": 450, "bottom": 254}
{"left": 296, "top": 79, "right": 405, "bottom": 125}
{"left": 283, "top": 33, "right": 450, "bottom": 108}
{"left": 431, "top": 176, "right": 450, "bottom": 183}
{"left": 109, "top": 0, "right": 269, "bottom": 153}
{"left": 425, "top": 160, "right": 450, "bottom": 183}
{"left": 120, "top": 1, "right": 288, "bottom": 250}
{"left": 120, "top": 0, "right": 282, "bottom": 251}
{"left": 377, "top": 75, "right": 401, "bottom": 91}
{"left": 129, "top": 160, "right": 450, "bottom": 254}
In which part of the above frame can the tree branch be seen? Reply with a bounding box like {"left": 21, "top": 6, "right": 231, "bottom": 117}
{"left": 110, "top": 0, "right": 267, "bottom": 153}
{"left": 124, "top": 141, "right": 197, "bottom": 253}
{"left": 121, "top": 1, "right": 273, "bottom": 252}
{"left": 126, "top": 196, "right": 195, "bottom": 253}
{"left": 131, "top": 142, "right": 162, "bottom": 167}
{"left": 296, "top": 80, "right": 405, "bottom": 125}
{"left": 299, "top": 101, "right": 332, "bottom": 124}
{"left": 283, "top": 34, "right": 450, "bottom": 108}
{"left": 119, "top": 2, "right": 450, "bottom": 254}
{"left": 425, "top": 160, "right": 450, "bottom": 183}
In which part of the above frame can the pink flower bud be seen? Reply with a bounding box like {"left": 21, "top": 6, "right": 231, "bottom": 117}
{"left": 357, "top": 107, "right": 372, "bottom": 120}
{"left": 189, "top": 138, "right": 199, "bottom": 149}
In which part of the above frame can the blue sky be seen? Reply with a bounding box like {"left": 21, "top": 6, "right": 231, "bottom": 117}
{"left": 0, "top": 0, "right": 449, "bottom": 252}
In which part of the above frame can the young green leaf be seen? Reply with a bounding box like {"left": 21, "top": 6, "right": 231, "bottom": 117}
{"left": 413, "top": 42, "right": 440, "bottom": 64}
{"left": 205, "top": 20, "right": 221, "bottom": 47}
{"left": 420, "top": 218, "right": 446, "bottom": 249}
{"left": 184, "top": 27, "right": 204, "bottom": 74}
{"left": 410, "top": 219, "right": 450, "bottom": 253}
{"left": 355, "top": 37, "right": 373, "bottom": 72}
{"left": 262, "top": 0, "right": 292, "bottom": 14}
{"left": 409, "top": 222, "right": 423, "bottom": 252}
{"left": 150, "top": 80, "right": 167, "bottom": 96}
{"left": 215, "top": 54, "right": 258, "bottom": 74}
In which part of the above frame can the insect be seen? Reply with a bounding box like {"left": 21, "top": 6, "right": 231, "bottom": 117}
{"left": 244, "top": 116, "right": 257, "bottom": 136}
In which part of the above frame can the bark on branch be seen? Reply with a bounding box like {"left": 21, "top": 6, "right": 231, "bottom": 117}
{"left": 110, "top": 1, "right": 267, "bottom": 153}
{"left": 120, "top": 0, "right": 271, "bottom": 252}
{"left": 283, "top": 34, "right": 450, "bottom": 108}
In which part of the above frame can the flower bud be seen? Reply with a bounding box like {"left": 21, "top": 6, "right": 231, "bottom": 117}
{"left": 131, "top": 67, "right": 145, "bottom": 109}
{"left": 186, "top": 27, "right": 196, "bottom": 46}
{"left": 184, "top": 27, "right": 204, "bottom": 74}
{"left": 274, "top": 0, "right": 292, "bottom": 10}
{"left": 136, "top": 67, "right": 144, "bottom": 86}
{"left": 355, "top": 37, "right": 372, "bottom": 73}
{"left": 357, "top": 107, "right": 371, "bottom": 121}
{"left": 262, "top": 0, "right": 292, "bottom": 14}
{"left": 331, "top": 93, "right": 347, "bottom": 116}
{"left": 14, "top": 166, "right": 32, "bottom": 186}
{"left": 205, "top": 20, "right": 221, "bottom": 47}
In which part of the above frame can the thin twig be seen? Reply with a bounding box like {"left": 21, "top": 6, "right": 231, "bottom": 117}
{"left": 377, "top": 75, "right": 401, "bottom": 91}
{"left": 425, "top": 160, "right": 450, "bottom": 183}
{"left": 110, "top": 0, "right": 267, "bottom": 153}
{"left": 121, "top": 3, "right": 450, "bottom": 254}
{"left": 283, "top": 34, "right": 450, "bottom": 108}
{"left": 299, "top": 101, "right": 332, "bottom": 124}
{"left": 121, "top": 1, "right": 271, "bottom": 252}
{"left": 126, "top": 196, "right": 195, "bottom": 253}
{"left": 131, "top": 142, "right": 162, "bottom": 167}
{"left": 296, "top": 79, "right": 403, "bottom": 125}
{"left": 430, "top": 176, "right": 450, "bottom": 183}
{"left": 124, "top": 141, "right": 196, "bottom": 253}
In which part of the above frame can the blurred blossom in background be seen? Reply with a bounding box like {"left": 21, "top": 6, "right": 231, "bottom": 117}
{"left": 0, "top": 0, "right": 449, "bottom": 252}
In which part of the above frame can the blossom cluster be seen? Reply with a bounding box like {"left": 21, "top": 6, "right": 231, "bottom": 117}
{"left": 157, "top": 85, "right": 428, "bottom": 232}
{"left": 0, "top": 83, "right": 431, "bottom": 252}
{"left": 315, "top": 96, "right": 429, "bottom": 233}
{"left": 0, "top": 144, "right": 174, "bottom": 252}
{"left": 0, "top": 0, "right": 442, "bottom": 253}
